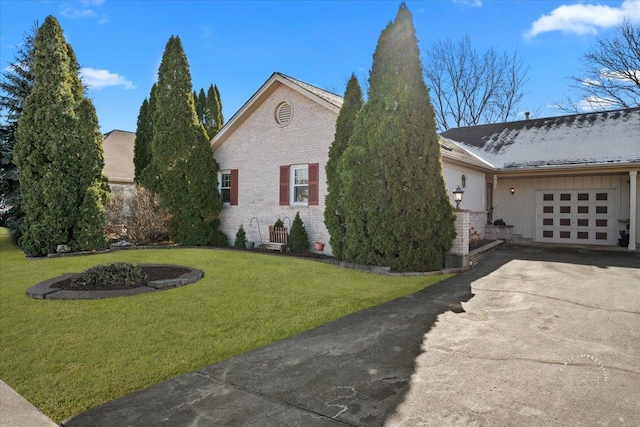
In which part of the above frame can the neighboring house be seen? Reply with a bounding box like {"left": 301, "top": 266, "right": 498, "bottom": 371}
{"left": 211, "top": 72, "right": 492, "bottom": 255}
{"left": 102, "top": 129, "right": 135, "bottom": 195}
{"left": 442, "top": 108, "right": 640, "bottom": 251}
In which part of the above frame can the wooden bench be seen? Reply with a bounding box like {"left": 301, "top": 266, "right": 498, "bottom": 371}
{"left": 265, "top": 226, "right": 288, "bottom": 252}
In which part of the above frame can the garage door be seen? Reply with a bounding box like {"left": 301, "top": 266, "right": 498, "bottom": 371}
{"left": 535, "top": 189, "right": 617, "bottom": 245}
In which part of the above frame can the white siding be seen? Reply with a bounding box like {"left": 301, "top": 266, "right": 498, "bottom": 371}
{"left": 442, "top": 163, "right": 486, "bottom": 211}
{"left": 492, "top": 174, "right": 630, "bottom": 244}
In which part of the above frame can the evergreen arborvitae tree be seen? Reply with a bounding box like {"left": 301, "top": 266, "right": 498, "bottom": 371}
{"left": 205, "top": 84, "right": 223, "bottom": 137}
{"left": 201, "top": 85, "right": 215, "bottom": 138}
{"left": 324, "top": 74, "right": 363, "bottom": 259}
{"left": 134, "top": 99, "right": 149, "bottom": 181}
{"left": 145, "top": 35, "right": 223, "bottom": 246}
{"left": 339, "top": 3, "right": 455, "bottom": 271}
{"left": 234, "top": 224, "right": 247, "bottom": 248}
{"left": 289, "top": 212, "right": 309, "bottom": 253}
{"left": 14, "top": 16, "right": 108, "bottom": 256}
{"left": 214, "top": 85, "right": 223, "bottom": 132}
{"left": 135, "top": 83, "right": 157, "bottom": 187}
{"left": 197, "top": 88, "right": 207, "bottom": 125}
{"left": 0, "top": 24, "right": 36, "bottom": 243}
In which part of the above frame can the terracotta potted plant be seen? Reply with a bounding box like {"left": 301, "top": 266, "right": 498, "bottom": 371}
{"left": 315, "top": 241, "right": 325, "bottom": 251}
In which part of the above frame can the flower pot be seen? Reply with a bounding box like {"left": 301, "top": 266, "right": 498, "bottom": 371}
{"left": 315, "top": 242, "right": 325, "bottom": 251}
{"left": 245, "top": 241, "right": 255, "bottom": 249}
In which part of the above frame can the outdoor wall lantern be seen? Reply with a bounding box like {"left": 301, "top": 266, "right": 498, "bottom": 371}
{"left": 510, "top": 187, "right": 515, "bottom": 196}
{"left": 453, "top": 186, "right": 464, "bottom": 209}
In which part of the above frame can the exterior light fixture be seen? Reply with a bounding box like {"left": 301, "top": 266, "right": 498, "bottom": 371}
{"left": 453, "top": 186, "right": 464, "bottom": 209}
{"left": 510, "top": 187, "right": 515, "bottom": 196}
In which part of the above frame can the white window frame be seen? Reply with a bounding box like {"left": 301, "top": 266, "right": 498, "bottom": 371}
{"left": 290, "top": 164, "right": 309, "bottom": 206}
{"left": 218, "top": 170, "right": 231, "bottom": 206}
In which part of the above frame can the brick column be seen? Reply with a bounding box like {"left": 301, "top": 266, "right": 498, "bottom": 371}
{"left": 446, "top": 210, "right": 470, "bottom": 268}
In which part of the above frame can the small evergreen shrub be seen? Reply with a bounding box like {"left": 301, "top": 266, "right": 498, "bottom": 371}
{"left": 493, "top": 218, "right": 506, "bottom": 226}
{"left": 67, "top": 262, "right": 147, "bottom": 290}
{"left": 274, "top": 218, "right": 284, "bottom": 229}
{"left": 210, "top": 229, "right": 228, "bottom": 246}
{"left": 234, "top": 224, "right": 247, "bottom": 248}
{"left": 289, "top": 212, "right": 309, "bottom": 253}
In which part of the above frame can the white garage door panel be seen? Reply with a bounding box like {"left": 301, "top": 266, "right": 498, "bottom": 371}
{"left": 535, "top": 189, "right": 617, "bottom": 245}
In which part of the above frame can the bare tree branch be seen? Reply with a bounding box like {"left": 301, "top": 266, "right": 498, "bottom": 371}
{"left": 423, "top": 35, "right": 529, "bottom": 130}
{"left": 559, "top": 19, "right": 640, "bottom": 113}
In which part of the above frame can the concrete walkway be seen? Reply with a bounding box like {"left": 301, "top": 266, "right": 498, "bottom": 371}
{"left": 0, "top": 380, "right": 56, "bottom": 427}
{"left": 60, "top": 246, "right": 639, "bottom": 426}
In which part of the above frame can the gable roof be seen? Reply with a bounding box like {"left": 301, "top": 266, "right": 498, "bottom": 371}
{"left": 441, "top": 108, "right": 640, "bottom": 170}
{"left": 211, "top": 72, "right": 343, "bottom": 150}
{"left": 103, "top": 129, "right": 135, "bottom": 184}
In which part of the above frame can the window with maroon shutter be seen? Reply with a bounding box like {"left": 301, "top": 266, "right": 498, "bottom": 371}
{"left": 308, "top": 163, "right": 319, "bottom": 205}
{"left": 279, "top": 165, "right": 289, "bottom": 205}
{"left": 230, "top": 169, "right": 238, "bottom": 206}
{"left": 219, "top": 171, "right": 231, "bottom": 204}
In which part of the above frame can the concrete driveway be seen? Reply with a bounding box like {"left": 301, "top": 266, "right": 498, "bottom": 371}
{"left": 63, "top": 246, "right": 639, "bottom": 426}
{"left": 387, "top": 246, "right": 640, "bottom": 426}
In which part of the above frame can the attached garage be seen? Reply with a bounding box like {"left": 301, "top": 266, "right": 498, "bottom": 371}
{"left": 535, "top": 189, "right": 617, "bottom": 245}
{"left": 442, "top": 107, "right": 640, "bottom": 252}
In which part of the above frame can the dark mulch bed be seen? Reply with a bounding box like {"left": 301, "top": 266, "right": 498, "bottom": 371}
{"left": 53, "top": 266, "right": 190, "bottom": 291}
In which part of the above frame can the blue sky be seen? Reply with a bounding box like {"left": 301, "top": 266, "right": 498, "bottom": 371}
{"left": 1, "top": 0, "right": 639, "bottom": 133}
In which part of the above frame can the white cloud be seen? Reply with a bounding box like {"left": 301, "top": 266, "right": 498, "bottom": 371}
{"left": 60, "top": 0, "right": 106, "bottom": 20}
{"left": 576, "top": 96, "right": 619, "bottom": 111}
{"left": 601, "top": 68, "right": 640, "bottom": 83}
{"left": 526, "top": 0, "right": 640, "bottom": 37}
{"left": 453, "top": 0, "right": 482, "bottom": 7}
{"left": 60, "top": 7, "right": 96, "bottom": 19}
{"left": 581, "top": 78, "right": 601, "bottom": 87}
{"left": 81, "top": 68, "right": 135, "bottom": 90}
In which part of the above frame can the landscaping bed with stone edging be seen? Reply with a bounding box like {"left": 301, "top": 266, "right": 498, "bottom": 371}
{"left": 26, "top": 264, "right": 204, "bottom": 300}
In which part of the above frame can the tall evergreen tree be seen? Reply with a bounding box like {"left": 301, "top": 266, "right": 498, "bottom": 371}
{"left": 0, "top": 24, "right": 36, "bottom": 242}
{"left": 205, "top": 84, "right": 223, "bottom": 137}
{"left": 201, "top": 85, "right": 216, "bottom": 140}
{"left": 145, "top": 35, "right": 223, "bottom": 245}
{"left": 134, "top": 83, "right": 156, "bottom": 184}
{"left": 324, "top": 74, "right": 363, "bottom": 259}
{"left": 14, "top": 16, "right": 108, "bottom": 255}
{"left": 197, "top": 88, "right": 207, "bottom": 126}
{"left": 340, "top": 3, "right": 455, "bottom": 271}
{"left": 134, "top": 99, "right": 150, "bottom": 181}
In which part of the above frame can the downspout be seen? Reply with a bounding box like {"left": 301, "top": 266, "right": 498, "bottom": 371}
{"left": 629, "top": 170, "right": 637, "bottom": 251}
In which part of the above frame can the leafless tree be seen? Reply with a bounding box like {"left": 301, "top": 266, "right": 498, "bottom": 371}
{"left": 423, "top": 35, "right": 529, "bottom": 130}
{"left": 558, "top": 19, "right": 640, "bottom": 113}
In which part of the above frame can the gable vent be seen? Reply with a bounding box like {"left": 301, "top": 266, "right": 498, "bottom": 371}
{"left": 275, "top": 101, "right": 293, "bottom": 126}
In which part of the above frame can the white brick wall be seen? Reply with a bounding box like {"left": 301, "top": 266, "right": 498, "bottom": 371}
{"left": 213, "top": 85, "right": 337, "bottom": 254}
{"left": 469, "top": 210, "right": 487, "bottom": 241}
{"left": 450, "top": 210, "right": 470, "bottom": 255}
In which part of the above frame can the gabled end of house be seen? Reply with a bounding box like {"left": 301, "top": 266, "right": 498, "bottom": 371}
{"left": 103, "top": 129, "right": 135, "bottom": 191}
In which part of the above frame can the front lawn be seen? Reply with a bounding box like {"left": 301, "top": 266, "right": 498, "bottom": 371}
{"left": 0, "top": 228, "right": 450, "bottom": 422}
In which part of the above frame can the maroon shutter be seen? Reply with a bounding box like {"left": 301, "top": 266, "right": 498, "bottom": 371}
{"left": 308, "top": 163, "right": 319, "bottom": 206}
{"left": 279, "top": 165, "right": 289, "bottom": 206}
{"left": 230, "top": 169, "right": 238, "bottom": 206}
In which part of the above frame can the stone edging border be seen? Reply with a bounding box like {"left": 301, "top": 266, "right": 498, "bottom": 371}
{"left": 26, "top": 264, "right": 204, "bottom": 300}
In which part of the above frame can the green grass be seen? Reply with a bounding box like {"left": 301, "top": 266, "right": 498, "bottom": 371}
{"left": 0, "top": 228, "right": 451, "bottom": 423}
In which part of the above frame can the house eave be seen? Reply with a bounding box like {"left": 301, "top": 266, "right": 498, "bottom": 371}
{"left": 441, "top": 155, "right": 496, "bottom": 174}
{"left": 495, "top": 162, "right": 640, "bottom": 178}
